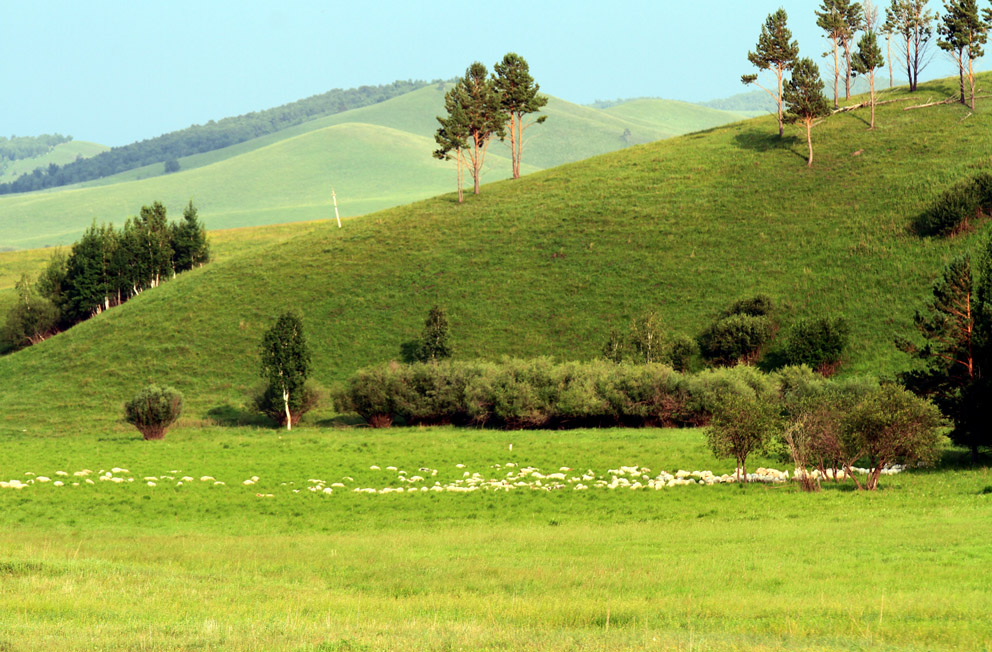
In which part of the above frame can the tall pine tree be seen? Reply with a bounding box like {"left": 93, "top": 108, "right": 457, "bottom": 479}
{"left": 743, "top": 9, "right": 800, "bottom": 137}
{"left": 853, "top": 3, "right": 886, "bottom": 128}
{"left": 434, "top": 86, "right": 471, "bottom": 203}
{"left": 938, "top": 0, "right": 989, "bottom": 109}
{"left": 492, "top": 53, "right": 548, "bottom": 180}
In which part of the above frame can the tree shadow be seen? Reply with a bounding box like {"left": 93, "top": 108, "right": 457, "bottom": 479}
{"left": 206, "top": 404, "right": 275, "bottom": 428}
{"left": 732, "top": 129, "right": 806, "bottom": 161}
{"left": 315, "top": 415, "right": 368, "bottom": 428}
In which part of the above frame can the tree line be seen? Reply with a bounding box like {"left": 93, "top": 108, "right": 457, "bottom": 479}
{"left": 434, "top": 53, "right": 548, "bottom": 202}
{"left": 0, "top": 134, "right": 73, "bottom": 162}
{"left": 1, "top": 201, "right": 208, "bottom": 353}
{"left": 744, "top": 1, "right": 991, "bottom": 166}
{"left": 0, "top": 80, "right": 438, "bottom": 195}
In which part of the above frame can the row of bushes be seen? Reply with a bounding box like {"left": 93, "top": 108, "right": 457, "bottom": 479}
{"left": 913, "top": 172, "right": 992, "bottom": 237}
{"left": 333, "top": 358, "right": 873, "bottom": 430}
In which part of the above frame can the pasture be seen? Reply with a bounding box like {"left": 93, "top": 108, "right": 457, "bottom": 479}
{"left": 1, "top": 426, "right": 989, "bottom": 651}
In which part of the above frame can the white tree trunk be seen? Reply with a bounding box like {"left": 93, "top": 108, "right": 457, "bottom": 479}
{"left": 283, "top": 388, "right": 292, "bottom": 431}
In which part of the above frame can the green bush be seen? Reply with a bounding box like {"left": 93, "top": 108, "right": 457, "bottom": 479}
{"left": 663, "top": 334, "right": 699, "bottom": 372}
{"left": 913, "top": 175, "right": 990, "bottom": 237}
{"left": 721, "top": 294, "right": 774, "bottom": 318}
{"left": 781, "top": 316, "right": 849, "bottom": 374}
{"left": 251, "top": 382, "right": 321, "bottom": 428}
{"left": 124, "top": 385, "right": 183, "bottom": 440}
{"left": 698, "top": 313, "right": 774, "bottom": 366}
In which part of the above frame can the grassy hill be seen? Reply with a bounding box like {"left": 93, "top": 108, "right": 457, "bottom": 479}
{"left": 0, "top": 86, "right": 746, "bottom": 250}
{"left": 0, "top": 140, "right": 108, "bottom": 184}
{"left": 2, "top": 74, "right": 990, "bottom": 433}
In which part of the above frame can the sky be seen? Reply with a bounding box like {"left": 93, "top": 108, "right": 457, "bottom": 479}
{"left": 0, "top": 0, "right": 978, "bottom": 146}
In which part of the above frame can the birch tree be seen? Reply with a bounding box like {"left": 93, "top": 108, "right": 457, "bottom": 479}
{"left": 260, "top": 312, "right": 312, "bottom": 431}
{"left": 885, "top": 0, "right": 937, "bottom": 92}
{"left": 742, "top": 8, "right": 800, "bottom": 137}
{"left": 493, "top": 53, "right": 547, "bottom": 180}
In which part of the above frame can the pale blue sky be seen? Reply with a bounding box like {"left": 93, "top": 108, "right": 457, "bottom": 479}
{"left": 0, "top": 0, "right": 974, "bottom": 145}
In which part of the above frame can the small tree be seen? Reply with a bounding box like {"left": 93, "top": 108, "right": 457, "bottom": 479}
{"left": 493, "top": 53, "right": 548, "bottom": 180}
{"left": 782, "top": 316, "right": 850, "bottom": 374}
{"left": 841, "top": 384, "right": 944, "bottom": 490}
{"left": 1, "top": 275, "right": 60, "bottom": 351}
{"left": 706, "top": 391, "right": 782, "bottom": 483}
{"left": 602, "top": 327, "right": 627, "bottom": 363}
{"left": 853, "top": 4, "right": 886, "bottom": 129}
{"left": 629, "top": 311, "right": 665, "bottom": 363}
{"left": 434, "top": 86, "right": 471, "bottom": 203}
{"left": 415, "top": 305, "right": 452, "bottom": 362}
{"left": 783, "top": 57, "right": 832, "bottom": 167}
{"left": 171, "top": 200, "right": 209, "bottom": 273}
{"left": 742, "top": 8, "right": 800, "bottom": 137}
{"left": 259, "top": 311, "right": 312, "bottom": 430}
{"left": 124, "top": 385, "right": 183, "bottom": 440}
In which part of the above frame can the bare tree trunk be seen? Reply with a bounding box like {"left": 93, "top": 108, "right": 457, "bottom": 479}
{"left": 887, "top": 34, "right": 893, "bottom": 88}
{"left": 806, "top": 119, "right": 814, "bottom": 167}
{"left": 833, "top": 36, "right": 841, "bottom": 108}
{"left": 473, "top": 136, "right": 481, "bottom": 195}
{"left": 968, "top": 56, "right": 976, "bottom": 110}
{"left": 456, "top": 149, "right": 463, "bottom": 204}
{"left": 844, "top": 40, "right": 852, "bottom": 100}
{"left": 905, "top": 37, "right": 914, "bottom": 91}
{"left": 776, "top": 65, "right": 784, "bottom": 137}
{"left": 958, "top": 51, "right": 966, "bottom": 104}
{"left": 283, "top": 388, "right": 292, "bottom": 431}
{"left": 869, "top": 72, "right": 876, "bottom": 129}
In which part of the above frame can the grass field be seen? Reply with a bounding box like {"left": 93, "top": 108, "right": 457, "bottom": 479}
{"left": 1, "top": 426, "right": 990, "bottom": 652}
{"left": 0, "top": 86, "right": 746, "bottom": 250}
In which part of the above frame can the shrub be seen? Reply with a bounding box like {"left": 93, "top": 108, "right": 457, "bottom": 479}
{"left": 698, "top": 313, "right": 774, "bottom": 366}
{"left": 663, "top": 334, "right": 699, "bottom": 372}
{"left": 252, "top": 382, "right": 321, "bottom": 428}
{"left": 124, "top": 385, "right": 183, "bottom": 440}
{"left": 781, "top": 316, "right": 849, "bottom": 374}
{"left": 685, "top": 364, "right": 780, "bottom": 419}
{"left": 913, "top": 174, "right": 991, "bottom": 237}
{"left": 721, "top": 294, "right": 774, "bottom": 318}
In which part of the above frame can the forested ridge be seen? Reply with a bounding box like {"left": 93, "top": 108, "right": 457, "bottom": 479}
{"left": 0, "top": 80, "right": 436, "bottom": 194}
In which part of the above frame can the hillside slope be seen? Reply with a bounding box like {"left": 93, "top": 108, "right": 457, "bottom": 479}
{"left": 0, "top": 141, "right": 108, "bottom": 184}
{"left": 2, "top": 75, "right": 989, "bottom": 433}
{"left": 0, "top": 86, "right": 745, "bottom": 249}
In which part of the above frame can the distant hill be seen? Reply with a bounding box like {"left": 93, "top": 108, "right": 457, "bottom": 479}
{"left": 0, "top": 85, "right": 747, "bottom": 249}
{"left": 702, "top": 75, "right": 911, "bottom": 113}
{"left": 0, "top": 73, "right": 988, "bottom": 432}
{"left": 0, "top": 140, "right": 108, "bottom": 183}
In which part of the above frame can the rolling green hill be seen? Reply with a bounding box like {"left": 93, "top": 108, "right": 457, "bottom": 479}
{"left": 0, "top": 140, "right": 108, "bottom": 184}
{"left": 0, "top": 86, "right": 746, "bottom": 250}
{"left": 2, "top": 75, "right": 988, "bottom": 433}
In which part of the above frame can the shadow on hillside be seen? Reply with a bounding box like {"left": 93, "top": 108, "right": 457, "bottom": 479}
{"left": 315, "top": 415, "right": 368, "bottom": 428}
{"left": 732, "top": 129, "right": 806, "bottom": 161}
{"left": 206, "top": 404, "right": 274, "bottom": 428}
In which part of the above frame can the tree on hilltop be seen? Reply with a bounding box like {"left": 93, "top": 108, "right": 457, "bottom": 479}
{"left": 884, "top": 0, "right": 937, "bottom": 92}
{"left": 434, "top": 86, "right": 471, "bottom": 203}
{"left": 493, "top": 53, "right": 548, "bottom": 180}
{"left": 783, "top": 58, "right": 832, "bottom": 167}
{"left": 838, "top": 2, "right": 865, "bottom": 100}
{"left": 742, "top": 8, "right": 800, "bottom": 137}
{"left": 171, "top": 200, "right": 210, "bottom": 273}
{"left": 852, "top": 2, "right": 886, "bottom": 128}
{"left": 937, "top": 0, "right": 989, "bottom": 109}
{"left": 817, "top": 0, "right": 851, "bottom": 108}
{"left": 457, "top": 63, "right": 506, "bottom": 195}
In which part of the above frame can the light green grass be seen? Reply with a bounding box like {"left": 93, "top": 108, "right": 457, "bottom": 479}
{"left": 0, "top": 140, "right": 108, "bottom": 184}
{"left": 0, "top": 426, "right": 989, "bottom": 651}
{"left": 602, "top": 98, "right": 750, "bottom": 135}
{"left": 0, "top": 86, "right": 745, "bottom": 249}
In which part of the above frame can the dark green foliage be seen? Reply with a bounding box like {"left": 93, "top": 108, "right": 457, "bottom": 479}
{"left": 434, "top": 86, "right": 471, "bottom": 203}
{"left": 699, "top": 314, "right": 775, "bottom": 366}
{"left": 665, "top": 335, "right": 700, "bottom": 373}
{"left": 171, "top": 201, "right": 210, "bottom": 273}
{"left": 721, "top": 294, "right": 774, "bottom": 319}
{"left": 602, "top": 327, "right": 626, "bottom": 363}
{"left": 163, "top": 158, "right": 180, "bottom": 173}
{"left": 36, "top": 248, "right": 67, "bottom": 308}
{"left": 782, "top": 316, "right": 850, "bottom": 373}
{"left": 259, "top": 312, "right": 312, "bottom": 429}
{"left": 0, "top": 133, "right": 72, "bottom": 161}
{"left": 60, "top": 222, "right": 113, "bottom": 323}
{"left": 123, "top": 385, "right": 183, "bottom": 440}
{"left": 1, "top": 275, "right": 60, "bottom": 352}
{"left": 457, "top": 62, "right": 507, "bottom": 195}
{"left": 937, "top": 0, "right": 989, "bottom": 106}
{"left": 413, "top": 305, "right": 452, "bottom": 362}
{"left": 842, "top": 384, "right": 944, "bottom": 489}
{"left": 250, "top": 382, "right": 321, "bottom": 428}
{"left": 0, "top": 80, "right": 432, "bottom": 194}
{"left": 783, "top": 58, "right": 832, "bottom": 167}
{"left": 913, "top": 173, "right": 992, "bottom": 237}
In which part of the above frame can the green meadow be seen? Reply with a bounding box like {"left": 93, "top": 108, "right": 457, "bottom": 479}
{"left": 0, "top": 140, "right": 108, "bottom": 185}
{"left": 1, "top": 427, "right": 990, "bottom": 652}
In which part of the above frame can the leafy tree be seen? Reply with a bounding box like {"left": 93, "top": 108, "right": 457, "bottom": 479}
{"left": 783, "top": 57, "right": 832, "bottom": 167}
{"left": 164, "top": 158, "right": 180, "bottom": 173}
{"left": 171, "top": 200, "right": 209, "bottom": 273}
{"left": 60, "top": 222, "right": 111, "bottom": 323}
{"left": 35, "top": 248, "right": 67, "bottom": 314}
{"left": 782, "top": 316, "right": 850, "bottom": 374}
{"left": 629, "top": 311, "right": 665, "bottom": 363}
{"left": 1, "top": 274, "right": 60, "bottom": 351}
{"left": 817, "top": 0, "right": 852, "bottom": 107}
{"left": 259, "top": 312, "right": 312, "bottom": 431}
{"left": 457, "top": 63, "right": 507, "bottom": 195}
{"left": 602, "top": 327, "right": 627, "bottom": 363}
{"left": 124, "top": 385, "right": 183, "bottom": 440}
{"left": 136, "top": 202, "right": 174, "bottom": 287}
{"left": 884, "top": 0, "right": 937, "bottom": 91}
{"left": 841, "top": 384, "right": 944, "bottom": 490}
{"left": 492, "top": 53, "right": 548, "bottom": 180}
{"left": 434, "top": 86, "right": 471, "bottom": 203}
{"left": 852, "top": 21, "right": 886, "bottom": 128}
{"left": 414, "top": 305, "right": 452, "bottom": 362}
{"left": 706, "top": 391, "right": 782, "bottom": 482}
{"left": 742, "top": 9, "right": 800, "bottom": 137}
{"left": 937, "top": 0, "right": 989, "bottom": 109}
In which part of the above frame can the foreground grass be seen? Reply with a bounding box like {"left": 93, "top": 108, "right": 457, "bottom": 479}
{"left": 1, "top": 426, "right": 990, "bottom": 651}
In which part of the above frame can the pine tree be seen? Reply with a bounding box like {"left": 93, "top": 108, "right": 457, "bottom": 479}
{"left": 937, "top": 0, "right": 989, "bottom": 109}
{"left": 171, "top": 200, "right": 209, "bottom": 272}
{"left": 839, "top": 2, "right": 865, "bottom": 100}
{"left": 434, "top": 87, "right": 471, "bottom": 204}
{"left": 458, "top": 63, "right": 506, "bottom": 195}
{"left": 259, "top": 311, "right": 312, "bottom": 431}
{"left": 783, "top": 58, "right": 832, "bottom": 167}
{"left": 415, "top": 305, "right": 452, "bottom": 362}
{"left": 853, "top": 4, "right": 886, "bottom": 129}
{"left": 492, "top": 53, "right": 548, "bottom": 179}
{"left": 742, "top": 9, "right": 800, "bottom": 137}
{"left": 817, "top": 0, "right": 848, "bottom": 108}
{"left": 61, "top": 222, "right": 109, "bottom": 323}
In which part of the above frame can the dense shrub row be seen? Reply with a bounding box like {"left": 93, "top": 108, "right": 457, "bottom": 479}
{"left": 336, "top": 358, "right": 841, "bottom": 430}
{"left": 913, "top": 172, "right": 992, "bottom": 237}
